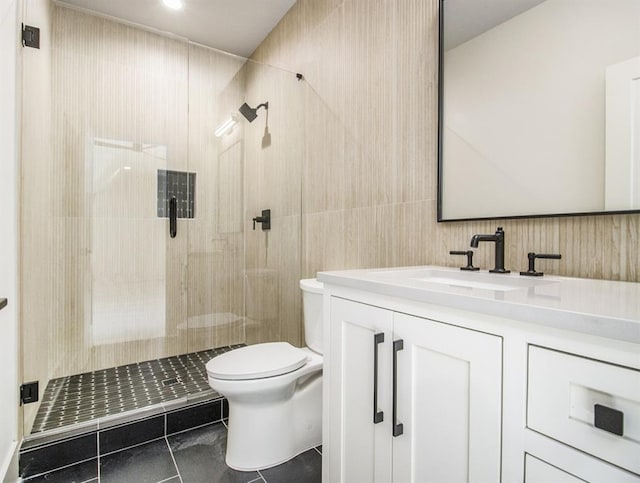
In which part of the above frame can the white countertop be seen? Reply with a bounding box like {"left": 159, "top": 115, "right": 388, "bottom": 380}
{"left": 318, "top": 266, "right": 640, "bottom": 344}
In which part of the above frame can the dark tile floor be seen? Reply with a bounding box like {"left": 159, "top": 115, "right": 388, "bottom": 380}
{"left": 25, "top": 421, "right": 322, "bottom": 483}
{"left": 32, "top": 346, "right": 243, "bottom": 433}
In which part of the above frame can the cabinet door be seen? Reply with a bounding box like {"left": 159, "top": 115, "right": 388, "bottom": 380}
{"left": 393, "top": 313, "right": 502, "bottom": 483}
{"left": 328, "top": 297, "right": 394, "bottom": 483}
{"left": 524, "top": 454, "right": 585, "bottom": 483}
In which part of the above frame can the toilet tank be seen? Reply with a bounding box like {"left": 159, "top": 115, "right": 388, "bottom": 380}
{"left": 300, "top": 279, "right": 324, "bottom": 354}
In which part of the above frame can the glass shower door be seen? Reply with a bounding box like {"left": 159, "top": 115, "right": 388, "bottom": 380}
{"left": 23, "top": 5, "right": 191, "bottom": 436}
{"left": 184, "top": 53, "right": 309, "bottom": 379}
{"left": 89, "top": 140, "right": 172, "bottom": 355}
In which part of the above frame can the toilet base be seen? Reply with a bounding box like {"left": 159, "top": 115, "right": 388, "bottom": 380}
{"left": 224, "top": 369, "right": 322, "bottom": 471}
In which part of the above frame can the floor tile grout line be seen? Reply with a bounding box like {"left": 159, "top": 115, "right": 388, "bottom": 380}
{"left": 155, "top": 476, "right": 180, "bottom": 483}
{"left": 20, "top": 455, "right": 99, "bottom": 481}
{"left": 166, "top": 416, "right": 226, "bottom": 439}
{"left": 21, "top": 431, "right": 97, "bottom": 453}
{"left": 100, "top": 434, "right": 167, "bottom": 458}
{"left": 96, "top": 431, "right": 101, "bottom": 483}
{"left": 164, "top": 436, "right": 184, "bottom": 483}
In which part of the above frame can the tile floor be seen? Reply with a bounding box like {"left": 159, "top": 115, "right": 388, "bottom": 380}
{"left": 33, "top": 346, "right": 242, "bottom": 433}
{"left": 25, "top": 421, "right": 322, "bottom": 483}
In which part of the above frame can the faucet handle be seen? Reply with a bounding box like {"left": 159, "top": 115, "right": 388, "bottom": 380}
{"left": 520, "top": 252, "right": 561, "bottom": 277}
{"left": 252, "top": 209, "right": 271, "bottom": 231}
{"left": 449, "top": 250, "right": 480, "bottom": 271}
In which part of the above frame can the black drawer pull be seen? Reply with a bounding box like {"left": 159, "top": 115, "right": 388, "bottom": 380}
{"left": 594, "top": 404, "right": 623, "bottom": 436}
{"left": 373, "top": 332, "right": 384, "bottom": 424}
{"left": 392, "top": 339, "right": 404, "bottom": 437}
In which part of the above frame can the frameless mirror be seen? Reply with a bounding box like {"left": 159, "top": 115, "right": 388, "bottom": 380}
{"left": 438, "top": 0, "right": 640, "bottom": 221}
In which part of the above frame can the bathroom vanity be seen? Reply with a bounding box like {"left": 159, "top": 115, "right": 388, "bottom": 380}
{"left": 318, "top": 267, "right": 640, "bottom": 483}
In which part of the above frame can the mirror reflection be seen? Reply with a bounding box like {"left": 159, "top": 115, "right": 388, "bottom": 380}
{"left": 439, "top": 0, "right": 640, "bottom": 220}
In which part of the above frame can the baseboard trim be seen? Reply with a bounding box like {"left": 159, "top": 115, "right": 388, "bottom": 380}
{"left": 1, "top": 441, "right": 19, "bottom": 483}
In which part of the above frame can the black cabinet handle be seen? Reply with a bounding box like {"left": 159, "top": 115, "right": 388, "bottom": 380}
{"left": 392, "top": 339, "right": 404, "bottom": 437}
{"left": 594, "top": 404, "right": 624, "bottom": 436}
{"left": 373, "top": 332, "right": 384, "bottom": 424}
{"left": 169, "top": 197, "right": 177, "bottom": 238}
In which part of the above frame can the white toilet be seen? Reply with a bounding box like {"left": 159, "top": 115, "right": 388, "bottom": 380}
{"left": 206, "top": 278, "right": 324, "bottom": 471}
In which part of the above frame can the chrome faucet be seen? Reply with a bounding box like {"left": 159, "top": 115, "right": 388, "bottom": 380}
{"left": 470, "top": 227, "right": 510, "bottom": 273}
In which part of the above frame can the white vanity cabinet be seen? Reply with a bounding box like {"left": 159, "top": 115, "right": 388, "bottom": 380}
{"left": 326, "top": 296, "right": 502, "bottom": 483}
{"left": 320, "top": 266, "right": 640, "bottom": 483}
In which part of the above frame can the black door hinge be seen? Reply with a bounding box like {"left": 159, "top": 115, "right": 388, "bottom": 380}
{"left": 20, "top": 381, "right": 39, "bottom": 405}
{"left": 22, "top": 24, "right": 40, "bottom": 49}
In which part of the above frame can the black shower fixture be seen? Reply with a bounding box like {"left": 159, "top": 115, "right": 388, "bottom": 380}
{"left": 239, "top": 102, "right": 268, "bottom": 123}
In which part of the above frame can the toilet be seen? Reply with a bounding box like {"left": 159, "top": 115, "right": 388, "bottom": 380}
{"left": 206, "top": 278, "right": 324, "bottom": 471}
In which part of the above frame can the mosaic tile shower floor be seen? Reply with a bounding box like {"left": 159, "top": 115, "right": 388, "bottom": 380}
{"left": 32, "top": 345, "right": 243, "bottom": 434}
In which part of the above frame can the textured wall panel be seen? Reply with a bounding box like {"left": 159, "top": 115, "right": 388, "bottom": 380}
{"left": 253, "top": 0, "right": 639, "bottom": 283}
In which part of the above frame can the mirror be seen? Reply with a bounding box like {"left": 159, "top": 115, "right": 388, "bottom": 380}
{"left": 438, "top": 0, "right": 640, "bottom": 220}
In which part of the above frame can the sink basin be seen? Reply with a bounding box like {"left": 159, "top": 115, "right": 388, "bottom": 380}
{"left": 373, "top": 268, "right": 554, "bottom": 292}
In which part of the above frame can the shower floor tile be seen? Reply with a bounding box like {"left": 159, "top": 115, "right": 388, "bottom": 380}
{"left": 31, "top": 346, "right": 243, "bottom": 434}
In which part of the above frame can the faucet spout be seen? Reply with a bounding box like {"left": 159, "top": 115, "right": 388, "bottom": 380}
{"left": 470, "top": 233, "right": 498, "bottom": 248}
{"left": 469, "top": 227, "right": 510, "bottom": 273}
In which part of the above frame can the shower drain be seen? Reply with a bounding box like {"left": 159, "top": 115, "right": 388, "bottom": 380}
{"left": 162, "top": 377, "right": 182, "bottom": 387}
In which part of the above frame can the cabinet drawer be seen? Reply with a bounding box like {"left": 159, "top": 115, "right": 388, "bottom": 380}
{"left": 525, "top": 454, "right": 584, "bottom": 483}
{"left": 527, "top": 346, "right": 640, "bottom": 475}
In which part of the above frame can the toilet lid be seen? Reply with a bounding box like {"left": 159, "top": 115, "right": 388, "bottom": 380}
{"left": 206, "top": 342, "right": 309, "bottom": 380}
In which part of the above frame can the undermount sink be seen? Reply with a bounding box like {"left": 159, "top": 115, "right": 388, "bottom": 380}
{"left": 373, "top": 268, "right": 555, "bottom": 292}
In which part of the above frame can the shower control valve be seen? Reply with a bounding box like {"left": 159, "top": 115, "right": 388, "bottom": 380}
{"left": 252, "top": 209, "right": 271, "bottom": 231}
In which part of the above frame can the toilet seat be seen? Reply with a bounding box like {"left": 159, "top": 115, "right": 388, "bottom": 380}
{"left": 206, "top": 342, "right": 309, "bottom": 381}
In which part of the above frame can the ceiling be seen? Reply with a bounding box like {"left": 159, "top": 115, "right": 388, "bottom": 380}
{"left": 444, "top": 0, "right": 547, "bottom": 50}
{"left": 57, "top": 0, "right": 297, "bottom": 58}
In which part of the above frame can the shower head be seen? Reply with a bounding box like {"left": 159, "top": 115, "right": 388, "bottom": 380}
{"left": 239, "top": 102, "right": 268, "bottom": 122}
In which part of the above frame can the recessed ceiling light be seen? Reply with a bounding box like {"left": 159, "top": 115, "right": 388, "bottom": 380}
{"left": 163, "top": 0, "right": 183, "bottom": 10}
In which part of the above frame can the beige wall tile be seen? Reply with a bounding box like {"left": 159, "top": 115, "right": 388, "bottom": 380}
{"left": 257, "top": 0, "right": 640, "bottom": 284}
{"left": 302, "top": 210, "right": 346, "bottom": 277}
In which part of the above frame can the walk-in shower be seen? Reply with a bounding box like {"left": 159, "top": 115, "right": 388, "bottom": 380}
{"left": 19, "top": 3, "right": 310, "bottom": 452}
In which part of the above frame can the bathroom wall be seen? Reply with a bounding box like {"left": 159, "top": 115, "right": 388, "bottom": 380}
{"left": 0, "top": 0, "right": 21, "bottom": 477}
{"left": 251, "top": 0, "right": 639, "bottom": 286}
